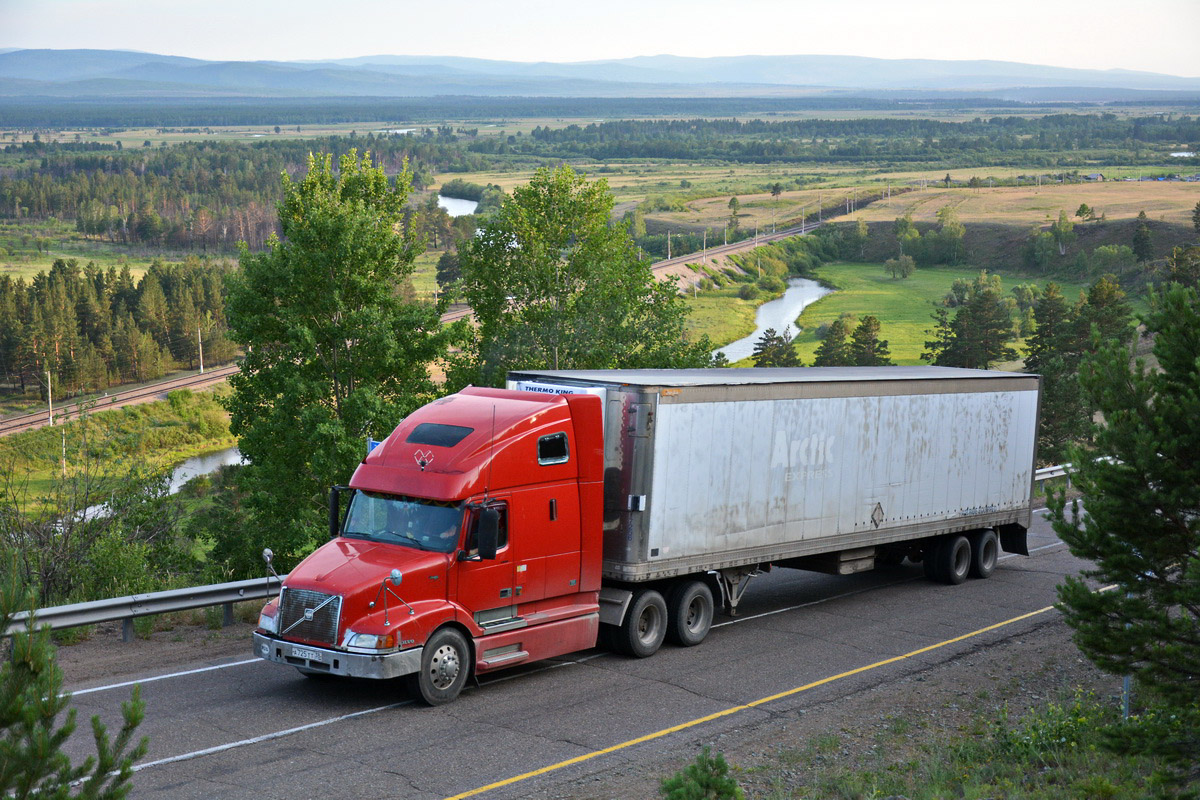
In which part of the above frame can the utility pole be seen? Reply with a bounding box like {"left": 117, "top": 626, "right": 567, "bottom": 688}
{"left": 46, "top": 369, "right": 52, "bottom": 426}
{"left": 197, "top": 325, "right": 205, "bottom": 374}
{"left": 667, "top": 231, "right": 671, "bottom": 260}
{"left": 702, "top": 229, "right": 707, "bottom": 264}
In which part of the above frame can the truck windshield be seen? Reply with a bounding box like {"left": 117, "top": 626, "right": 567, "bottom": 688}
{"left": 342, "top": 491, "right": 463, "bottom": 553}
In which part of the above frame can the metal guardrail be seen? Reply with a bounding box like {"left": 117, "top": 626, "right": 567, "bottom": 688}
{"left": 7, "top": 463, "right": 1077, "bottom": 643}
{"left": 5, "top": 575, "right": 286, "bottom": 642}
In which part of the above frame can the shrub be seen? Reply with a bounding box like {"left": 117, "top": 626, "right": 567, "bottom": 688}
{"left": 659, "top": 747, "right": 743, "bottom": 800}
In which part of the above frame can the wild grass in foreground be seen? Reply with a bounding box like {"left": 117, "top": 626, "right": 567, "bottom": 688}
{"left": 740, "top": 688, "right": 1175, "bottom": 800}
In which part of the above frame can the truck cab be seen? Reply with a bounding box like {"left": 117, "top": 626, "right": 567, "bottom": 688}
{"left": 253, "top": 386, "right": 605, "bottom": 704}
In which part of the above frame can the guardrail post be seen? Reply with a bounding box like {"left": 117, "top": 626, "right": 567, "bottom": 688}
{"left": 222, "top": 602, "right": 234, "bottom": 628}
{"left": 122, "top": 618, "right": 134, "bottom": 643}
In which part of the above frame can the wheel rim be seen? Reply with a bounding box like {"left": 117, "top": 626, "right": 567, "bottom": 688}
{"left": 685, "top": 597, "right": 708, "bottom": 633}
{"left": 637, "top": 604, "right": 663, "bottom": 644}
{"left": 953, "top": 542, "right": 970, "bottom": 576}
{"left": 982, "top": 538, "right": 997, "bottom": 570}
{"left": 429, "top": 643, "right": 461, "bottom": 690}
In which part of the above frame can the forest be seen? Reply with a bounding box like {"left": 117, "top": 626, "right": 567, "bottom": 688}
{"left": 0, "top": 257, "right": 238, "bottom": 399}
{"left": 2, "top": 113, "right": 1197, "bottom": 256}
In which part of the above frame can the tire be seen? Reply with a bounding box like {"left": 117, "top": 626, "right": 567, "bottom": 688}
{"left": 410, "top": 627, "right": 470, "bottom": 706}
{"left": 934, "top": 535, "right": 971, "bottom": 585}
{"left": 969, "top": 529, "right": 999, "bottom": 579}
{"left": 666, "top": 580, "right": 714, "bottom": 647}
{"left": 614, "top": 588, "right": 667, "bottom": 658}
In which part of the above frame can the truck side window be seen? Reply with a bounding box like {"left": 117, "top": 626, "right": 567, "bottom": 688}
{"left": 538, "top": 432, "right": 569, "bottom": 465}
{"left": 467, "top": 504, "right": 508, "bottom": 554}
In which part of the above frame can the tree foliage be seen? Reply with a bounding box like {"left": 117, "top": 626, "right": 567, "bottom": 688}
{"left": 812, "top": 318, "right": 852, "bottom": 366}
{"left": 1050, "top": 284, "right": 1200, "bottom": 785}
{"left": 751, "top": 327, "right": 801, "bottom": 368}
{"left": 1, "top": 559, "right": 148, "bottom": 799}
{"left": 659, "top": 746, "right": 744, "bottom": 800}
{"left": 1132, "top": 210, "right": 1154, "bottom": 262}
{"left": 453, "top": 166, "right": 714, "bottom": 387}
{"left": 922, "top": 271, "right": 1016, "bottom": 369}
{"left": 225, "top": 150, "right": 456, "bottom": 573}
{"left": 849, "top": 316, "right": 893, "bottom": 366}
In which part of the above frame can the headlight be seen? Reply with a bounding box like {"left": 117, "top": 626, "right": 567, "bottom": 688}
{"left": 346, "top": 632, "right": 397, "bottom": 652}
{"left": 257, "top": 610, "right": 278, "bottom": 634}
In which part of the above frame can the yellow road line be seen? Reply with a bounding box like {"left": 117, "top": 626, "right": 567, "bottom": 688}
{"left": 443, "top": 604, "right": 1056, "bottom": 800}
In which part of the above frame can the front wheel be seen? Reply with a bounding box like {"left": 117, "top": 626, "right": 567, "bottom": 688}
{"left": 615, "top": 588, "right": 667, "bottom": 658}
{"left": 410, "top": 627, "right": 470, "bottom": 706}
{"left": 666, "top": 580, "right": 714, "bottom": 647}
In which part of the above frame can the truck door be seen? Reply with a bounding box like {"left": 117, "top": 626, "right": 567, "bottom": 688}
{"left": 456, "top": 500, "right": 517, "bottom": 623}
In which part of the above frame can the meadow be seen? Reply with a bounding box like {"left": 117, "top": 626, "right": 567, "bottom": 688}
{"left": 783, "top": 262, "right": 1095, "bottom": 365}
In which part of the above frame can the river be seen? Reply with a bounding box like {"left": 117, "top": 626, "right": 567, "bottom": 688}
{"left": 438, "top": 195, "right": 478, "bottom": 217}
{"left": 167, "top": 446, "right": 244, "bottom": 494}
{"left": 716, "top": 278, "right": 833, "bottom": 363}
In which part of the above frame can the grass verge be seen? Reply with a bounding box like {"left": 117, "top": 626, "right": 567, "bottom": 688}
{"left": 739, "top": 686, "right": 1170, "bottom": 799}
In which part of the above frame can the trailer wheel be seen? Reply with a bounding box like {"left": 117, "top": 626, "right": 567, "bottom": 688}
{"left": 968, "top": 530, "right": 999, "bottom": 578}
{"left": 666, "top": 580, "right": 714, "bottom": 647}
{"left": 410, "top": 627, "right": 470, "bottom": 705}
{"left": 615, "top": 588, "right": 667, "bottom": 658}
{"left": 930, "top": 535, "right": 971, "bottom": 585}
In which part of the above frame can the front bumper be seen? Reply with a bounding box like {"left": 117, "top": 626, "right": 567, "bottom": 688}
{"left": 253, "top": 632, "right": 423, "bottom": 680}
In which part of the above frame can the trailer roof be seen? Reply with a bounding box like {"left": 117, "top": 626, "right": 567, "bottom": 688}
{"left": 508, "top": 367, "right": 1037, "bottom": 388}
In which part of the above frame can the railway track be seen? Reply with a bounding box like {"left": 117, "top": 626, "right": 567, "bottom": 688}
{"left": 0, "top": 364, "right": 240, "bottom": 437}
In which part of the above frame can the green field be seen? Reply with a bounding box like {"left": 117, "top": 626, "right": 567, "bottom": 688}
{"left": 786, "top": 263, "right": 1098, "bottom": 365}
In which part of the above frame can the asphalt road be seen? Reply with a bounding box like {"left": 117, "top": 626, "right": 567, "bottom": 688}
{"left": 63, "top": 510, "right": 1079, "bottom": 800}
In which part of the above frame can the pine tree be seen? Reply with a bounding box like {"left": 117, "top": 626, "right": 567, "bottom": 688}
{"left": 1023, "top": 283, "right": 1086, "bottom": 464}
{"left": 812, "top": 318, "right": 852, "bottom": 366}
{"left": 1050, "top": 284, "right": 1200, "bottom": 785}
{"left": 1, "top": 560, "right": 148, "bottom": 798}
{"left": 1192, "top": 200, "right": 1200, "bottom": 236}
{"left": 922, "top": 272, "right": 1016, "bottom": 369}
{"left": 751, "top": 327, "right": 801, "bottom": 368}
{"left": 1132, "top": 210, "right": 1154, "bottom": 262}
{"left": 849, "top": 316, "right": 893, "bottom": 366}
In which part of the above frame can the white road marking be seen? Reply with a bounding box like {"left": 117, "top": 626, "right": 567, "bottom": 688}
{"left": 129, "top": 700, "right": 412, "bottom": 773}
{"left": 67, "top": 658, "right": 263, "bottom": 697}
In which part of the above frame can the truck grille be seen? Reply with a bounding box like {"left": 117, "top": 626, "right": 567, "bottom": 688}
{"left": 278, "top": 588, "right": 341, "bottom": 646}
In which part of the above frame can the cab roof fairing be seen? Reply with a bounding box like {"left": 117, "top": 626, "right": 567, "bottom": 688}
{"left": 348, "top": 387, "right": 578, "bottom": 502}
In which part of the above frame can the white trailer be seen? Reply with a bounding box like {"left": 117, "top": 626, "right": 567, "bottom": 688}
{"left": 508, "top": 367, "right": 1040, "bottom": 641}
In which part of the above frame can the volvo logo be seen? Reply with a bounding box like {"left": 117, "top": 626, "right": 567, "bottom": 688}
{"left": 303, "top": 608, "right": 315, "bottom": 621}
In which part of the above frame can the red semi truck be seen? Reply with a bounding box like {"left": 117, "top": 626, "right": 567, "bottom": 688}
{"left": 253, "top": 368, "right": 1039, "bottom": 704}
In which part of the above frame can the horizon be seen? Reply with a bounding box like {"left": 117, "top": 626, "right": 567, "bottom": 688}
{"left": 2, "top": 0, "right": 1197, "bottom": 79}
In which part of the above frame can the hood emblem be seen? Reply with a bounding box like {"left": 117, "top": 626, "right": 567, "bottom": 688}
{"left": 414, "top": 449, "right": 434, "bottom": 470}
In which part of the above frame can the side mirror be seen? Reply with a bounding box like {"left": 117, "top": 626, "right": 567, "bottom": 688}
{"left": 477, "top": 507, "right": 500, "bottom": 560}
{"left": 329, "top": 485, "right": 350, "bottom": 539}
{"left": 389, "top": 568, "right": 403, "bottom": 586}
{"left": 262, "top": 548, "right": 273, "bottom": 565}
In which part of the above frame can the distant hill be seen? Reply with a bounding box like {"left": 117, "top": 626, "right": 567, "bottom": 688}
{"left": 1, "top": 48, "right": 1198, "bottom": 100}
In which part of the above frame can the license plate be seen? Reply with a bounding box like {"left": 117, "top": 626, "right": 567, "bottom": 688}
{"left": 292, "top": 647, "right": 323, "bottom": 663}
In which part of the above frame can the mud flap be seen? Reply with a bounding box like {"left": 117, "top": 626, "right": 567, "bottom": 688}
{"left": 997, "top": 523, "right": 1029, "bottom": 556}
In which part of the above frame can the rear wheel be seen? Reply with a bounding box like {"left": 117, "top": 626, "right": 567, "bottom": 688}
{"left": 615, "top": 588, "right": 667, "bottom": 658}
{"left": 666, "top": 580, "right": 714, "bottom": 647}
{"left": 969, "top": 529, "right": 999, "bottom": 578}
{"left": 933, "top": 535, "right": 972, "bottom": 585}
{"left": 410, "top": 627, "right": 470, "bottom": 705}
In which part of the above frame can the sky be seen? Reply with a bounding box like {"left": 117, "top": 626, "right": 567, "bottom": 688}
{"left": 2, "top": 0, "right": 1198, "bottom": 77}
